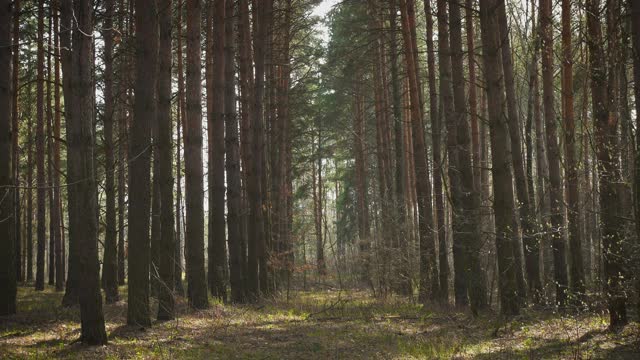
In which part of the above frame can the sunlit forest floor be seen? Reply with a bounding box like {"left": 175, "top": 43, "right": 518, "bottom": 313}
{"left": 1, "top": 285, "right": 639, "bottom": 359}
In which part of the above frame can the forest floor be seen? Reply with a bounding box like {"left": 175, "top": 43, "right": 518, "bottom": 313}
{"left": 1, "top": 285, "right": 639, "bottom": 359}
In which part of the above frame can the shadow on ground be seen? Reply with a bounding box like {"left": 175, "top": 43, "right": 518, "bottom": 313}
{"left": 1, "top": 285, "right": 639, "bottom": 359}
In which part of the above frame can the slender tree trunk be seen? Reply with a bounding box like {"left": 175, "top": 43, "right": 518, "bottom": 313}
{"left": 47, "top": 13, "right": 55, "bottom": 287}
{"left": 354, "top": 74, "right": 371, "bottom": 285}
{"left": 156, "top": 0, "right": 175, "bottom": 320}
{"left": 238, "top": 0, "right": 253, "bottom": 292}
{"left": 127, "top": 0, "right": 158, "bottom": 326}
{"left": 101, "top": 0, "right": 119, "bottom": 304}
{"left": 247, "top": 0, "right": 269, "bottom": 298}
{"left": 478, "top": 0, "right": 520, "bottom": 316}
{"left": 68, "top": 0, "right": 108, "bottom": 344}
{"left": 466, "top": 0, "right": 480, "bottom": 189}
{"left": 399, "top": 0, "right": 436, "bottom": 303}
{"left": 208, "top": 0, "right": 228, "bottom": 301}
{"left": 449, "top": 0, "right": 486, "bottom": 313}
{"left": 586, "top": 0, "right": 627, "bottom": 329}
{"left": 497, "top": 0, "right": 529, "bottom": 301}
{"left": 185, "top": 0, "right": 209, "bottom": 309}
{"left": 561, "top": 0, "right": 584, "bottom": 300}
{"left": 540, "top": 0, "right": 569, "bottom": 307}
{"left": 0, "top": 0, "right": 17, "bottom": 316}
{"left": 524, "top": 0, "right": 542, "bottom": 302}
{"left": 12, "top": 0, "right": 21, "bottom": 285}
{"left": 389, "top": 0, "right": 410, "bottom": 295}
{"left": 60, "top": 0, "right": 77, "bottom": 306}
{"left": 35, "top": 0, "right": 46, "bottom": 292}
{"left": 225, "top": 0, "right": 244, "bottom": 303}
{"left": 174, "top": 0, "right": 185, "bottom": 296}
{"left": 631, "top": 0, "right": 640, "bottom": 319}
{"left": 53, "top": 0, "right": 63, "bottom": 292}
{"left": 313, "top": 129, "right": 326, "bottom": 276}
{"left": 423, "top": 0, "right": 447, "bottom": 302}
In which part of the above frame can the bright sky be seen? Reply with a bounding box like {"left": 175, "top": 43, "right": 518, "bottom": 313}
{"left": 311, "top": 0, "right": 340, "bottom": 44}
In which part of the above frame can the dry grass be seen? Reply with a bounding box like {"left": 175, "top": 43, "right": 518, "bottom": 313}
{"left": 0, "top": 285, "right": 638, "bottom": 359}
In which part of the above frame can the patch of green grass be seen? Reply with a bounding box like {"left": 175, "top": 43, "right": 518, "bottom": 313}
{"left": 2, "top": 285, "right": 639, "bottom": 359}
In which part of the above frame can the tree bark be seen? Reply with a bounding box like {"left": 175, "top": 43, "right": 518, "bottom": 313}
{"left": 478, "top": 0, "right": 520, "bottom": 316}
{"left": 47, "top": 13, "right": 55, "bottom": 287}
{"left": 225, "top": 0, "right": 244, "bottom": 303}
{"left": 157, "top": 0, "right": 175, "bottom": 320}
{"left": 497, "top": 0, "right": 529, "bottom": 301}
{"left": 353, "top": 74, "right": 371, "bottom": 286}
{"left": 389, "top": 0, "right": 411, "bottom": 295}
{"left": 11, "top": 0, "right": 21, "bottom": 285}
{"left": 631, "top": 0, "right": 640, "bottom": 320}
{"left": 208, "top": 0, "right": 228, "bottom": 301}
{"left": 185, "top": 0, "right": 209, "bottom": 309}
{"left": 586, "top": 0, "right": 627, "bottom": 329}
{"left": 399, "top": 0, "right": 436, "bottom": 303}
{"left": 101, "top": 0, "right": 119, "bottom": 304}
{"left": 561, "top": 0, "right": 584, "bottom": 300}
{"left": 0, "top": 0, "right": 16, "bottom": 316}
{"left": 423, "top": 0, "right": 447, "bottom": 302}
{"left": 127, "top": 0, "right": 158, "bottom": 326}
{"left": 540, "top": 0, "right": 569, "bottom": 307}
{"left": 448, "top": 0, "right": 486, "bottom": 313}
{"left": 60, "top": 0, "right": 77, "bottom": 306}
{"left": 238, "top": 0, "right": 253, "bottom": 290}
{"left": 68, "top": 0, "right": 108, "bottom": 343}
{"left": 466, "top": 0, "right": 480, "bottom": 189}
{"left": 53, "top": 0, "right": 64, "bottom": 292}
{"left": 247, "top": 0, "right": 269, "bottom": 298}
{"left": 35, "top": 0, "right": 46, "bottom": 292}
{"left": 524, "top": 0, "right": 542, "bottom": 302}
{"left": 174, "top": 0, "right": 185, "bottom": 296}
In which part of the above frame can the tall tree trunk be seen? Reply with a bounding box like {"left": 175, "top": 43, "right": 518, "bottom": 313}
{"left": 157, "top": 0, "right": 175, "bottom": 320}
{"left": 631, "top": 0, "right": 640, "bottom": 319}
{"left": 225, "top": 0, "right": 244, "bottom": 303}
{"left": 174, "top": 0, "right": 185, "bottom": 295}
{"left": 497, "top": 0, "right": 529, "bottom": 301}
{"left": 247, "top": 0, "right": 269, "bottom": 297}
{"left": 313, "top": 129, "right": 326, "bottom": 276}
{"left": 368, "top": 0, "right": 392, "bottom": 291}
{"left": 561, "top": 0, "right": 584, "bottom": 299}
{"left": 35, "top": 0, "right": 46, "bottom": 292}
{"left": 436, "top": 0, "right": 460, "bottom": 306}
{"left": 60, "top": 0, "right": 77, "bottom": 306}
{"left": 12, "top": 0, "right": 21, "bottom": 285}
{"left": 0, "top": 0, "right": 17, "bottom": 316}
{"left": 353, "top": 74, "right": 371, "bottom": 285}
{"left": 478, "top": 0, "right": 520, "bottom": 317}
{"left": 47, "top": 13, "right": 55, "bottom": 287}
{"left": 127, "top": 0, "right": 158, "bottom": 326}
{"left": 68, "top": 0, "right": 108, "bottom": 344}
{"left": 466, "top": 0, "right": 480, "bottom": 189}
{"left": 53, "top": 0, "right": 64, "bottom": 292}
{"left": 208, "top": 0, "right": 228, "bottom": 301}
{"left": 586, "top": 0, "right": 627, "bottom": 329}
{"left": 185, "top": 0, "right": 209, "bottom": 309}
{"left": 449, "top": 0, "right": 486, "bottom": 313}
{"left": 540, "top": 0, "right": 568, "bottom": 307}
{"left": 399, "top": 0, "right": 436, "bottom": 303}
{"left": 524, "top": 0, "right": 542, "bottom": 302}
{"left": 389, "top": 0, "right": 411, "bottom": 295}
{"left": 423, "top": 0, "right": 447, "bottom": 302}
{"left": 101, "top": 0, "right": 119, "bottom": 304}
{"left": 238, "top": 0, "right": 253, "bottom": 290}
{"left": 116, "top": 0, "right": 128, "bottom": 288}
